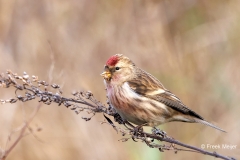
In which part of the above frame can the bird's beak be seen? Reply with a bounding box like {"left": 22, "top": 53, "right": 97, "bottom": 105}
{"left": 101, "top": 71, "right": 112, "bottom": 81}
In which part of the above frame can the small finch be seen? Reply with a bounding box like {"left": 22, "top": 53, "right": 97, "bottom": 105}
{"left": 101, "top": 54, "right": 225, "bottom": 132}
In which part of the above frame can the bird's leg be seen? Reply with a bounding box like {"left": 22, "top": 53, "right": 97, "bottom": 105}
{"left": 129, "top": 124, "right": 146, "bottom": 142}
{"left": 113, "top": 113, "right": 125, "bottom": 124}
{"left": 152, "top": 127, "right": 167, "bottom": 137}
{"left": 113, "top": 113, "right": 132, "bottom": 129}
{"left": 131, "top": 123, "right": 147, "bottom": 136}
{"left": 124, "top": 121, "right": 135, "bottom": 128}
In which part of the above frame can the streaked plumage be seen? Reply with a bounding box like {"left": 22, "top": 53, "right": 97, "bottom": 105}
{"left": 101, "top": 54, "right": 225, "bottom": 132}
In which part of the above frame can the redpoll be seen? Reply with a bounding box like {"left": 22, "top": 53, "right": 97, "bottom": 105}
{"left": 101, "top": 54, "right": 225, "bottom": 132}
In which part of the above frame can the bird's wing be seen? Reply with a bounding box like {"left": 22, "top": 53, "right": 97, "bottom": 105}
{"left": 127, "top": 69, "right": 203, "bottom": 120}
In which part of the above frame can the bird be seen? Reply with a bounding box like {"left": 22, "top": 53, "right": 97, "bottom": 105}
{"left": 101, "top": 54, "right": 226, "bottom": 132}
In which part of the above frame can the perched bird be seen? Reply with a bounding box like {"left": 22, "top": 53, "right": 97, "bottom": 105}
{"left": 101, "top": 54, "right": 225, "bottom": 132}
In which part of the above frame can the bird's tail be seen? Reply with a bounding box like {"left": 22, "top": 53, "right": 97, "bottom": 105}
{"left": 194, "top": 119, "right": 226, "bottom": 133}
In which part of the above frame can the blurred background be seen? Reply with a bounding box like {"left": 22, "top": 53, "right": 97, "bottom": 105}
{"left": 0, "top": 0, "right": 240, "bottom": 159}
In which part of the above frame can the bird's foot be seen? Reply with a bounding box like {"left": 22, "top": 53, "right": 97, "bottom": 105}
{"left": 133, "top": 125, "right": 144, "bottom": 135}
{"left": 152, "top": 127, "right": 167, "bottom": 137}
{"left": 130, "top": 125, "right": 145, "bottom": 142}
{"left": 131, "top": 124, "right": 145, "bottom": 136}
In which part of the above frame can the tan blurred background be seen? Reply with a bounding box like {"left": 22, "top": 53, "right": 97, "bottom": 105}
{"left": 0, "top": 0, "right": 240, "bottom": 160}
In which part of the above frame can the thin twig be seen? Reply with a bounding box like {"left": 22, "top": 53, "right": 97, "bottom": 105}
{"left": 1, "top": 104, "right": 42, "bottom": 160}
{"left": 0, "top": 70, "right": 236, "bottom": 160}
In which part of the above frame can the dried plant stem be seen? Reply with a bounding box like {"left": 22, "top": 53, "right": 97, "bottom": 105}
{"left": 143, "top": 132, "right": 233, "bottom": 160}
{"left": 1, "top": 104, "right": 41, "bottom": 160}
{"left": 0, "top": 70, "right": 236, "bottom": 160}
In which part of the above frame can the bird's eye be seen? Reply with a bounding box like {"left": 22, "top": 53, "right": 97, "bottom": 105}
{"left": 115, "top": 67, "right": 120, "bottom": 71}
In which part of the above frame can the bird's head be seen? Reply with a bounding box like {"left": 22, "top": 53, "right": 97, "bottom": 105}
{"left": 101, "top": 54, "right": 135, "bottom": 84}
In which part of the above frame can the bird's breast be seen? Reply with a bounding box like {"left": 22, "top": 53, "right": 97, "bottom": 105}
{"left": 107, "top": 82, "right": 169, "bottom": 126}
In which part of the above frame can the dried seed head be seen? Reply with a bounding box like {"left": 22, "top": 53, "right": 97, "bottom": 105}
{"left": 15, "top": 76, "right": 23, "bottom": 80}
{"left": 51, "top": 84, "right": 60, "bottom": 89}
{"left": 23, "top": 74, "right": 29, "bottom": 80}
{"left": 72, "top": 91, "right": 78, "bottom": 96}
{"left": 6, "top": 70, "right": 13, "bottom": 74}
{"left": 0, "top": 99, "right": 5, "bottom": 104}
{"left": 32, "top": 75, "right": 38, "bottom": 82}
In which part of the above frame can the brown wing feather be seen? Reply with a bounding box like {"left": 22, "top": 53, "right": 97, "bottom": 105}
{"left": 128, "top": 68, "right": 203, "bottom": 120}
{"left": 150, "top": 91, "right": 203, "bottom": 120}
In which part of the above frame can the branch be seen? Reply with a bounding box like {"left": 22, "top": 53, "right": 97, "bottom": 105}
{"left": 0, "top": 70, "right": 236, "bottom": 160}
{"left": 1, "top": 104, "right": 42, "bottom": 160}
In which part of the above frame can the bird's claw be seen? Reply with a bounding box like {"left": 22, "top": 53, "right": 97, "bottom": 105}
{"left": 130, "top": 125, "right": 144, "bottom": 142}
{"left": 131, "top": 125, "right": 144, "bottom": 136}
{"left": 152, "top": 127, "right": 167, "bottom": 137}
